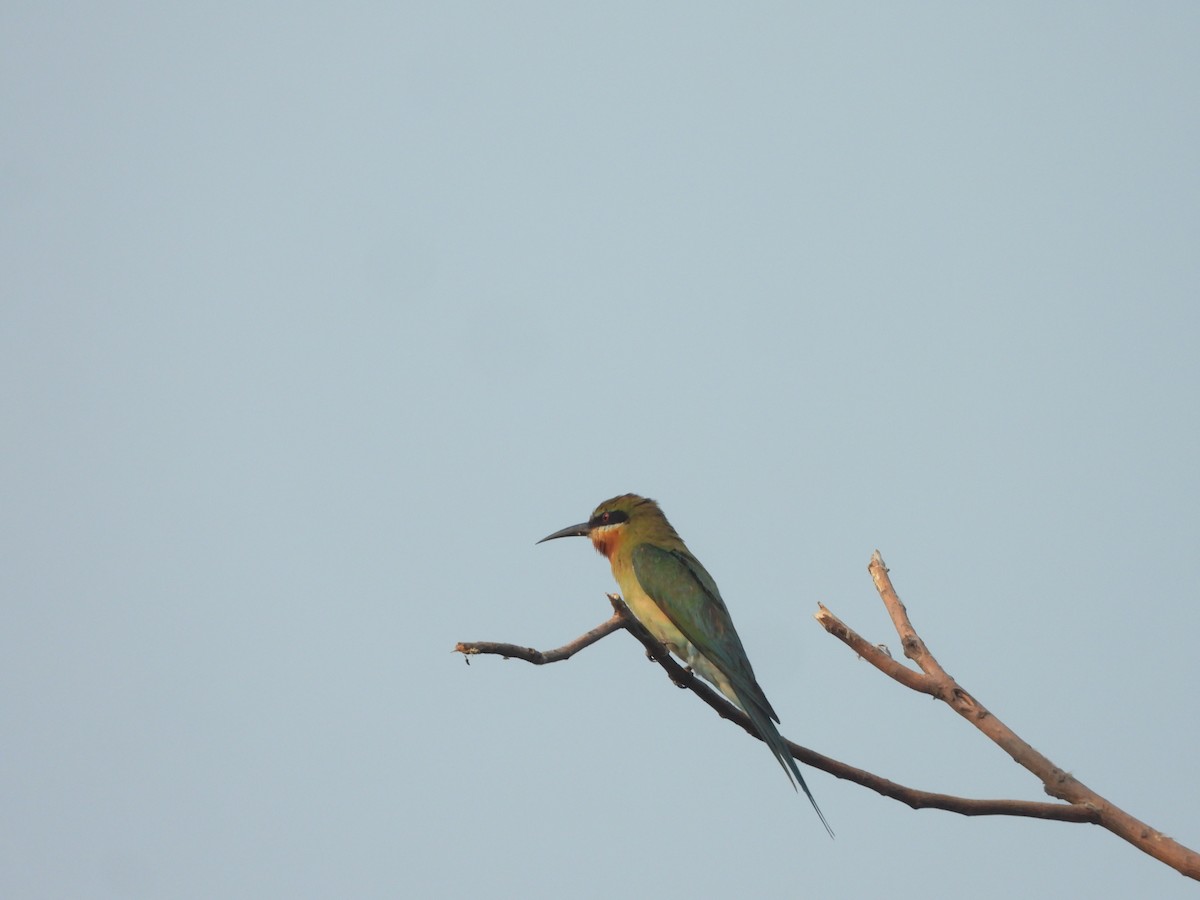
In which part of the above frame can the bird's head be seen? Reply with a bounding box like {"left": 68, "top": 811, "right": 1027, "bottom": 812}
{"left": 538, "top": 493, "right": 671, "bottom": 559}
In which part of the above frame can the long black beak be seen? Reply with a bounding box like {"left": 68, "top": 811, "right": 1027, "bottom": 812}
{"left": 537, "top": 522, "right": 591, "bottom": 544}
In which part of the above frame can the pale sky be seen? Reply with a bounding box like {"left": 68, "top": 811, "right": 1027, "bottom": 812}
{"left": 3, "top": 4, "right": 1198, "bottom": 898}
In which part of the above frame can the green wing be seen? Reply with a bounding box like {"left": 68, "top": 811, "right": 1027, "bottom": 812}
{"left": 631, "top": 541, "right": 835, "bottom": 836}
{"left": 631, "top": 542, "right": 779, "bottom": 723}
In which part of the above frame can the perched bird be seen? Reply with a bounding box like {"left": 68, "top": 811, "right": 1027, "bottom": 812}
{"left": 539, "top": 493, "right": 831, "bottom": 836}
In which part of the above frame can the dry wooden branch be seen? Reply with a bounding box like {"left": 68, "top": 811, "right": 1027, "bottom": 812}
{"left": 456, "top": 597, "right": 627, "bottom": 665}
{"left": 455, "top": 554, "right": 1198, "bottom": 879}
{"left": 814, "top": 551, "right": 1199, "bottom": 879}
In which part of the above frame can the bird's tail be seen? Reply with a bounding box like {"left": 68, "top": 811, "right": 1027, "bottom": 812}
{"left": 740, "top": 694, "right": 834, "bottom": 838}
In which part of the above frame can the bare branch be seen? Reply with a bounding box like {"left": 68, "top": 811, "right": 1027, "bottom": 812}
{"left": 455, "top": 606, "right": 627, "bottom": 665}
{"left": 614, "top": 602, "right": 1100, "bottom": 824}
{"left": 868, "top": 549, "right": 949, "bottom": 679}
{"left": 815, "top": 550, "right": 1199, "bottom": 880}
{"left": 814, "top": 602, "right": 933, "bottom": 695}
{"left": 457, "top": 608, "right": 1102, "bottom": 827}
{"left": 455, "top": 554, "right": 1198, "bottom": 878}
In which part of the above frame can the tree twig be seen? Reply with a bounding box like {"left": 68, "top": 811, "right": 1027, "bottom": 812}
{"left": 455, "top": 596, "right": 629, "bottom": 665}
{"left": 455, "top": 555, "right": 1198, "bottom": 879}
{"left": 813, "top": 551, "right": 1200, "bottom": 879}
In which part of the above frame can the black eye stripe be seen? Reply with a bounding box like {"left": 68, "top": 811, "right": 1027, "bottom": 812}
{"left": 589, "top": 510, "right": 629, "bottom": 527}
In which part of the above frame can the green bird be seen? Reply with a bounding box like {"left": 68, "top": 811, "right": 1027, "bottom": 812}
{"left": 539, "top": 493, "right": 832, "bottom": 836}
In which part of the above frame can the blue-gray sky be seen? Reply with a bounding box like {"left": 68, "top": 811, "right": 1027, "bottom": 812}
{"left": 3, "top": 4, "right": 1198, "bottom": 898}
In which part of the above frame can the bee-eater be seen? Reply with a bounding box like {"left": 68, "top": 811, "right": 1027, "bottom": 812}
{"left": 540, "top": 493, "right": 832, "bottom": 836}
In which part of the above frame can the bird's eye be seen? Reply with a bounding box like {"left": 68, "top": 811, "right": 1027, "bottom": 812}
{"left": 590, "top": 509, "right": 627, "bottom": 528}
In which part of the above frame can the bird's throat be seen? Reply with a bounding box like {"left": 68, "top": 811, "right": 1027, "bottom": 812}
{"left": 589, "top": 525, "right": 622, "bottom": 560}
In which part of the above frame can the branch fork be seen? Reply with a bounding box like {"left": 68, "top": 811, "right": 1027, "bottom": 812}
{"left": 456, "top": 550, "right": 1198, "bottom": 879}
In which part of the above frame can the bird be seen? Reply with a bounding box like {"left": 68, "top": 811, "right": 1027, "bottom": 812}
{"left": 539, "top": 493, "right": 832, "bottom": 836}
